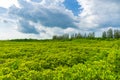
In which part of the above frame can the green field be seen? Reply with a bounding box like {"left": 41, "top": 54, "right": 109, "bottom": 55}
{"left": 0, "top": 39, "right": 120, "bottom": 80}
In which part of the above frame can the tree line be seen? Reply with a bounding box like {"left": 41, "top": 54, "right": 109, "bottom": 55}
{"left": 52, "top": 28, "right": 120, "bottom": 40}
{"left": 102, "top": 28, "right": 120, "bottom": 39}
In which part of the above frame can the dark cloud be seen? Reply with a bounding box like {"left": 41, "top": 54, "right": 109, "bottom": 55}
{"left": 3, "top": 20, "right": 9, "bottom": 23}
{"left": 34, "top": 8, "right": 77, "bottom": 28}
{"left": 17, "top": 20, "right": 39, "bottom": 34}
{"left": 7, "top": 0, "right": 77, "bottom": 34}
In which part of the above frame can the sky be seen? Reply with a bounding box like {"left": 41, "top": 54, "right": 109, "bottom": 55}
{"left": 0, "top": 0, "right": 120, "bottom": 40}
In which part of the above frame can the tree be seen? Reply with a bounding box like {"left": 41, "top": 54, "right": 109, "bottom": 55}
{"left": 83, "top": 33, "right": 87, "bottom": 38}
{"left": 62, "top": 34, "right": 69, "bottom": 40}
{"left": 102, "top": 31, "right": 107, "bottom": 39}
{"left": 114, "top": 29, "right": 120, "bottom": 39}
{"left": 107, "top": 28, "right": 113, "bottom": 38}
{"left": 70, "top": 33, "right": 83, "bottom": 39}
{"left": 77, "top": 33, "right": 83, "bottom": 39}
{"left": 71, "top": 33, "right": 75, "bottom": 39}
{"left": 53, "top": 35, "right": 58, "bottom": 40}
{"left": 88, "top": 32, "right": 95, "bottom": 39}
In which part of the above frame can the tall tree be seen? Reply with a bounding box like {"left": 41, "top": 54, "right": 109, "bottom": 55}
{"left": 107, "top": 28, "right": 113, "bottom": 38}
{"left": 71, "top": 33, "right": 75, "bottom": 39}
{"left": 102, "top": 31, "right": 107, "bottom": 39}
{"left": 75, "top": 33, "right": 82, "bottom": 39}
{"left": 88, "top": 32, "right": 95, "bottom": 39}
{"left": 62, "top": 34, "right": 69, "bottom": 40}
{"left": 114, "top": 29, "right": 120, "bottom": 39}
{"left": 83, "top": 33, "right": 87, "bottom": 38}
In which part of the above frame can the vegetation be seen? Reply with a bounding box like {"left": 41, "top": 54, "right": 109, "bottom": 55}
{"left": 0, "top": 39, "right": 120, "bottom": 80}
{"left": 53, "top": 28, "right": 120, "bottom": 40}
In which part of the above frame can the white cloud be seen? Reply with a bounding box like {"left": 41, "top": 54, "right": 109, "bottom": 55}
{"left": 77, "top": 0, "right": 120, "bottom": 29}
{"left": 0, "top": 0, "right": 19, "bottom": 8}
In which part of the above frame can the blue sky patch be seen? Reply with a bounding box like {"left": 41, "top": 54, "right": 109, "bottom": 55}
{"left": 31, "top": 0, "right": 41, "bottom": 3}
{"left": 63, "top": 0, "right": 81, "bottom": 16}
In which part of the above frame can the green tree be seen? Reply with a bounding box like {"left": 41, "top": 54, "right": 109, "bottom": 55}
{"left": 107, "top": 28, "right": 113, "bottom": 38}
{"left": 53, "top": 35, "right": 58, "bottom": 40}
{"left": 62, "top": 34, "right": 69, "bottom": 40}
{"left": 83, "top": 33, "right": 87, "bottom": 38}
{"left": 102, "top": 31, "right": 107, "bottom": 39}
{"left": 114, "top": 29, "right": 120, "bottom": 39}
{"left": 70, "top": 33, "right": 75, "bottom": 39}
{"left": 77, "top": 33, "right": 83, "bottom": 39}
{"left": 88, "top": 32, "right": 95, "bottom": 39}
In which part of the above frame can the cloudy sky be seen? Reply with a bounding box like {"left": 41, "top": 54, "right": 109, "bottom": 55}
{"left": 0, "top": 0, "right": 120, "bottom": 40}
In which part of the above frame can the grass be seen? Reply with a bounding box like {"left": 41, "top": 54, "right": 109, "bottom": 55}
{"left": 0, "top": 39, "right": 120, "bottom": 80}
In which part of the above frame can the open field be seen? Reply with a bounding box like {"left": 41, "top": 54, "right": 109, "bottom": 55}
{"left": 0, "top": 39, "right": 120, "bottom": 80}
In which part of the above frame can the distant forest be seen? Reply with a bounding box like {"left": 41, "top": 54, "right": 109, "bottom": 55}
{"left": 53, "top": 28, "right": 120, "bottom": 40}
{"left": 9, "top": 28, "right": 120, "bottom": 41}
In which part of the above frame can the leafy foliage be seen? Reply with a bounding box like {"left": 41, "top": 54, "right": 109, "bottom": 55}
{"left": 0, "top": 39, "right": 120, "bottom": 79}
